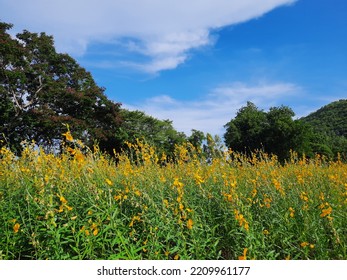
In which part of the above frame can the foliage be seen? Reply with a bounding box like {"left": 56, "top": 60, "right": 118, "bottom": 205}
{"left": 0, "top": 21, "right": 122, "bottom": 154}
{"left": 115, "top": 109, "right": 186, "bottom": 158}
{"left": 1, "top": 21, "right": 346, "bottom": 163}
{"left": 224, "top": 102, "right": 311, "bottom": 162}
{"left": 301, "top": 99, "right": 347, "bottom": 160}
{"left": 188, "top": 129, "right": 205, "bottom": 150}
{"left": 301, "top": 99, "right": 347, "bottom": 137}
{"left": 0, "top": 134, "right": 346, "bottom": 260}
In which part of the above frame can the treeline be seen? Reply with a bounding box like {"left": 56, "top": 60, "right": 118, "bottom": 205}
{"left": 224, "top": 101, "right": 347, "bottom": 162}
{"left": 0, "top": 21, "right": 220, "bottom": 160}
{"left": 1, "top": 22, "right": 346, "bottom": 162}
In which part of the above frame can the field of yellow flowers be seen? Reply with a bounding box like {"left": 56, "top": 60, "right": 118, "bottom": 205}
{"left": 0, "top": 132, "right": 346, "bottom": 260}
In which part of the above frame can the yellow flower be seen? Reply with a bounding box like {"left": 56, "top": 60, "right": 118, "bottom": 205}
{"left": 65, "top": 205, "right": 73, "bottom": 211}
{"left": 129, "top": 215, "right": 141, "bottom": 227}
{"left": 13, "top": 223, "right": 20, "bottom": 233}
{"left": 66, "top": 146, "right": 76, "bottom": 155}
{"left": 319, "top": 192, "right": 325, "bottom": 201}
{"left": 173, "top": 178, "right": 184, "bottom": 188}
{"left": 300, "top": 242, "right": 309, "bottom": 248}
{"left": 174, "top": 254, "right": 179, "bottom": 260}
{"left": 75, "top": 152, "right": 85, "bottom": 162}
{"left": 62, "top": 131, "right": 74, "bottom": 142}
{"left": 234, "top": 210, "right": 249, "bottom": 231}
{"left": 320, "top": 206, "right": 332, "bottom": 218}
{"left": 300, "top": 192, "right": 309, "bottom": 202}
{"left": 187, "top": 219, "right": 193, "bottom": 230}
{"left": 114, "top": 195, "right": 122, "bottom": 201}
{"left": 263, "top": 229, "right": 269, "bottom": 235}
{"left": 71, "top": 215, "right": 78, "bottom": 220}
{"left": 224, "top": 193, "right": 233, "bottom": 202}
{"left": 244, "top": 222, "right": 249, "bottom": 231}
{"left": 238, "top": 248, "right": 248, "bottom": 260}
{"left": 60, "top": 196, "right": 67, "bottom": 204}
{"left": 91, "top": 223, "right": 98, "bottom": 230}
{"left": 105, "top": 178, "right": 113, "bottom": 186}
{"left": 194, "top": 174, "right": 204, "bottom": 184}
{"left": 93, "top": 228, "right": 99, "bottom": 236}
{"left": 134, "top": 190, "right": 141, "bottom": 196}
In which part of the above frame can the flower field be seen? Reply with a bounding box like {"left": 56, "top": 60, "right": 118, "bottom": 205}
{"left": 0, "top": 134, "right": 346, "bottom": 260}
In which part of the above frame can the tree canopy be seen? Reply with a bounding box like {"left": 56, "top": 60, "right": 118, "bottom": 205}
{"left": 224, "top": 102, "right": 312, "bottom": 162}
{"left": 115, "top": 109, "right": 186, "bottom": 158}
{"left": 1, "top": 22, "right": 346, "bottom": 162}
{"left": 301, "top": 99, "right": 347, "bottom": 159}
{"left": 0, "top": 22, "right": 122, "bottom": 154}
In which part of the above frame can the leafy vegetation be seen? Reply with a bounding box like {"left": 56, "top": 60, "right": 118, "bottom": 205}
{"left": 114, "top": 110, "right": 186, "bottom": 159}
{"left": 0, "top": 22, "right": 124, "bottom": 155}
{"left": 1, "top": 21, "right": 346, "bottom": 162}
{"left": 0, "top": 134, "right": 346, "bottom": 260}
{"left": 301, "top": 99, "right": 347, "bottom": 137}
{"left": 1, "top": 21, "right": 347, "bottom": 260}
{"left": 224, "top": 102, "right": 312, "bottom": 162}
{"left": 301, "top": 99, "right": 347, "bottom": 159}
{"left": 224, "top": 100, "right": 347, "bottom": 161}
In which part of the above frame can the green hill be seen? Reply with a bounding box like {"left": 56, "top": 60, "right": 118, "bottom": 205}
{"left": 300, "top": 99, "right": 347, "bottom": 158}
{"left": 301, "top": 99, "right": 347, "bottom": 137}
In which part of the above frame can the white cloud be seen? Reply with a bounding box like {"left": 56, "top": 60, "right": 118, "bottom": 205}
{"left": 123, "top": 82, "right": 302, "bottom": 136}
{"left": 1, "top": 0, "right": 297, "bottom": 72}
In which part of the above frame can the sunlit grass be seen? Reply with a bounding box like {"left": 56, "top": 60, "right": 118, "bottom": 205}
{"left": 0, "top": 134, "right": 346, "bottom": 260}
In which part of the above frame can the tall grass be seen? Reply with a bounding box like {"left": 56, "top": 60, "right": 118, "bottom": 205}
{"left": 0, "top": 134, "right": 346, "bottom": 260}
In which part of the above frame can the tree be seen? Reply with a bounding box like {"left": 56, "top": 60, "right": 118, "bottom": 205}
{"left": 264, "top": 106, "right": 312, "bottom": 161}
{"left": 0, "top": 22, "right": 122, "bottom": 154}
{"left": 115, "top": 109, "right": 186, "bottom": 158}
{"left": 224, "top": 102, "right": 312, "bottom": 162}
{"left": 188, "top": 129, "right": 205, "bottom": 150}
{"left": 203, "top": 133, "right": 224, "bottom": 162}
{"left": 224, "top": 102, "right": 267, "bottom": 155}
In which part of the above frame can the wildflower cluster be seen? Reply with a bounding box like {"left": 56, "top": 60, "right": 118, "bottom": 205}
{"left": 0, "top": 131, "right": 346, "bottom": 260}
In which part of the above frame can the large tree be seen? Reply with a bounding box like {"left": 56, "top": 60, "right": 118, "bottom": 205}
{"left": 224, "top": 102, "right": 312, "bottom": 161}
{"left": 0, "top": 22, "right": 122, "bottom": 154}
{"left": 224, "top": 102, "right": 267, "bottom": 154}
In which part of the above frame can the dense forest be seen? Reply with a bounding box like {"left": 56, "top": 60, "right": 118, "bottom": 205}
{"left": 300, "top": 100, "right": 347, "bottom": 159}
{"left": 1, "top": 21, "right": 346, "bottom": 161}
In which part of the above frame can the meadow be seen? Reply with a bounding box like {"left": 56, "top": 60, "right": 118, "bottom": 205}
{"left": 0, "top": 132, "right": 346, "bottom": 260}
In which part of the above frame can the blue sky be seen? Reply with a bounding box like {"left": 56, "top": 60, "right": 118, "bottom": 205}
{"left": 1, "top": 0, "right": 346, "bottom": 136}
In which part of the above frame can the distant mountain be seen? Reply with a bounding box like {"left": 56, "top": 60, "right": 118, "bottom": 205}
{"left": 301, "top": 99, "right": 347, "bottom": 138}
